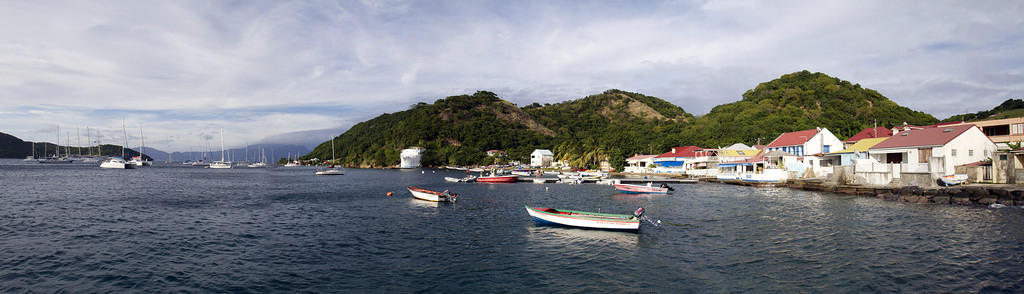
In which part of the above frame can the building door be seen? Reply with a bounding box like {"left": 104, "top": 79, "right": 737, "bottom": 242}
{"left": 886, "top": 153, "right": 902, "bottom": 163}
{"left": 918, "top": 148, "right": 931, "bottom": 163}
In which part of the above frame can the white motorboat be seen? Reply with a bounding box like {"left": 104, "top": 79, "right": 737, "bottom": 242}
{"left": 100, "top": 157, "right": 135, "bottom": 169}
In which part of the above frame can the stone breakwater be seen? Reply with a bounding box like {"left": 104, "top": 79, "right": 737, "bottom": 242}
{"left": 699, "top": 177, "right": 1024, "bottom": 207}
{"left": 790, "top": 181, "right": 1024, "bottom": 207}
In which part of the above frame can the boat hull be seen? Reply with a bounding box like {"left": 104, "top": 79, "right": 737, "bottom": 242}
{"left": 477, "top": 175, "right": 518, "bottom": 183}
{"left": 100, "top": 158, "right": 135, "bottom": 169}
{"left": 613, "top": 184, "right": 668, "bottom": 194}
{"left": 408, "top": 186, "right": 455, "bottom": 203}
{"left": 525, "top": 206, "right": 639, "bottom": 231}
{"left": 315, "top": 169, "right": 345, "bottom": 175}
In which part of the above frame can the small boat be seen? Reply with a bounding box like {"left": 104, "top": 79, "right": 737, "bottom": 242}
{"left": 408, "top": 186, "right": 457, "bottom": 203}
{"left": 613, "top": 183, "right": 671, "bottom": 194}
{"left": 939, "top": 174, "right": 968, "bottom": 186}
{"left": 315, "top": 167, "right": 345, "bottom": 175}
{"left": 445, "top": 175, "right": 477, "bottom": 182}
{"left": 525, "top": 206, "right": 643, "bottom": 231}
{"left": 511, "top": 169, "right": 536, "bottom": 176}
{"left": 477, "top": 174, "right": 518, "bottom": 183}
{"left": 532, "top": 178, "right": 551, "bottom": 184}
{"left": 469, "top": 167, "right": 485, "bottom": 172}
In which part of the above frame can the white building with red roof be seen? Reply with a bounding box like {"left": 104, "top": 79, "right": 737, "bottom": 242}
{"left": 766, "top": 127, "right": 843, "bottom": 156}
{"left": 653, "top": 146, "right": 712, "bottom": 174}
{"left": 866, "top": 124, "right": 996, "bottom": 177}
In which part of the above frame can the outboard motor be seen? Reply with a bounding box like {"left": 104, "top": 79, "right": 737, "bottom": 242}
{"left": 633, "top": 207, "right": 645, "bottom": 219}
{"left": 449, "top": 193, "right": 457, "bottom": 203}
{"left": 660, "top": 183, "right": 675, "bottom": 191}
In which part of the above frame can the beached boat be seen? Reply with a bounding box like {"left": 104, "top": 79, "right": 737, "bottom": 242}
{"left": 477, "top": 174, "right": 518, "bottom": 183}
{"left": 525, "top": 206, "right": 643, "bottom": 231}
{"left": 939, "top": 174, "right": 968, "bottom": 186}
{"left": 614, "top": 183, "right": 671, "bottom": 194}
{"left": 408, "top": 186, "right": 457, "bottom": 203}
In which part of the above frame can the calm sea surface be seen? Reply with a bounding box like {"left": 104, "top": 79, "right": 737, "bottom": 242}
{"left": 1, "top": 159, "right": 1022, "bottom": 293}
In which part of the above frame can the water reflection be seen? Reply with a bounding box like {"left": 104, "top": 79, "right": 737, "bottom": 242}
{"left": 526, "top": 225, "right": 639, "bottom": 248}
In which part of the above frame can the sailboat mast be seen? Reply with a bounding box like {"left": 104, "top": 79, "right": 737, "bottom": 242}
{"left": 139, "top": 126, "right": 145, "bottom": 161}
{"left": 77, "top": 128, "right": 81, "bottom": 157}
{"left": 220, "top": 128, "right": 225, "bottom": 162}
{"left": 331, "top": 137, "right": 336, "bottom": 163}
{"left": 121, "top": 119, "right": 127, "bottom": 158}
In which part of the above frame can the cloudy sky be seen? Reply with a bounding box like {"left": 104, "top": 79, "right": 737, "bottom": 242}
{"left": 2, "top": 0, "right": 1022, "bottom": 151}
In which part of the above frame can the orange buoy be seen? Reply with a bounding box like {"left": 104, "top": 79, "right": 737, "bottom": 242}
{"left": 386, "top": 192, "right": 393, "bottom": 197}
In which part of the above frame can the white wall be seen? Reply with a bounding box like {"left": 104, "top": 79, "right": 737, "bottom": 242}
{"left": 803, "top": 128, "right": 844, "bottom": 154}
{"left": 942, "top": 126, "right": 997, "bottom": 173}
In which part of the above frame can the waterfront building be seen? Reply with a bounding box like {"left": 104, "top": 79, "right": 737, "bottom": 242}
{"left": 766, "top": 127, "right": 843, "bottom": 156}
{"left": 624, "top": 155, "right": 657, "bottom": 173}
{"left": 530, "top": 149, "right": 553, "bottom": 167}
{"left": 824, "top": 137, "right": 890, "bottom": 166}
{"left": 855, "top": 125, "right": 997, "bottom": 186}
{"left": 950, "top": 117, "right": 1024, "bottom": 148}
{"left": 400, "top": 147, "right": 425, "bottom": 168}
{"left": 653, "top": 146, "right": 711, "bottom": 174}
{"left": 843, "top": 127, "right": 892, "bottom": 148}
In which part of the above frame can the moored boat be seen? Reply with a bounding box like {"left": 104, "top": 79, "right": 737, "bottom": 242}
{"left": 525, "top": 206, "right": 643, "bottom": 231}
{"left": 315, "top": 167, "right": 345, "bottom": 175}
{"left": 477, "top": 174, "right": 518, "bottom": 183}
{"left": 408, "top": 186, "right": 457, "bottom": 203}
{"left": 614, "top": 183, "right": 671, "bottom": 194}
{"left": 100, "top": 157, "right": 135, "bottom": 169}
{"left": 445, "top": 175, "right": 477, "bottom": 182}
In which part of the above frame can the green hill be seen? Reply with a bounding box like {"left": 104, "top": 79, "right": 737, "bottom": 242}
{"left": 305, "top": 90, "right": 694, "bottom": 168}
{"left": 683, "top": 70, "right": 938, "bottom": 147}
{"left": 943, "top": 98, "right": 1024, "bottom": 122}
{"left": 0, "top": 132, "right": 30, "bottom": 158}
{"left": 0, "top": 131, "right": 150, "bottom": 160}
{"left": 308, "top": 70, "right": 945, "bottom": 169}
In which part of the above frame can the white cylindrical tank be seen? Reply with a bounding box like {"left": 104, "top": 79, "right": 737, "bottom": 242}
{"left": 400, "top": 147, "right": 425, "bottom": 168}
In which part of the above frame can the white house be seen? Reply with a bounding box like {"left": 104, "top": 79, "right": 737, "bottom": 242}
{"left": 766, "top": 127, "right": 843, "bottom": 156}
{"left": 624, "top": 155, "right": 657, "bottom": 173}
{"left": 530, "top": 149, "right": 554, "bottom": 167}
{"left": 866, "top": 125, "right": 996, "bottom": 177}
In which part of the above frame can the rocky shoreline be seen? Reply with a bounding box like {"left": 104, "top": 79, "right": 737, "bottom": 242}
{"left": 700, "top": 177, "right": 1024, "bottom": 207}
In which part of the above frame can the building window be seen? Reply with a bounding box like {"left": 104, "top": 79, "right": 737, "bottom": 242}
{"left": 1013, "top": 123, "right": 1024, "bottom": 134}
{"left": 951, "top": 149, "right": 957, "bottom": 157}
{"left": 1001, "top": 155, "right": 1008, "bottom": 160}
{"left": 969, "top": 149, "right": 974, "bottom": 156}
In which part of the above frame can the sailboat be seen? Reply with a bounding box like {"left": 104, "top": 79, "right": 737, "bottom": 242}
{"left": 129, "top": 126, "right": 153, "bottom": 166}
{"left": 209, "top": 128, "right": 232, "bottom": 169}
{"left": 100, "top": 119, "right": 136, "bottom": 169}
{"left": 39, "top": 126, "right": 73, "bottom": 164}
{"left": 247, "top": 146, "right": 268, "bottom": 168}
{"left": 315, "top": 137, "right": 344, "bottom": 175}
{"left": 24, "top": 141, "right": 37, "bottom": 161}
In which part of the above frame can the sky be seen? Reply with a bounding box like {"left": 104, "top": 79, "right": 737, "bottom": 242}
{"left": 2, "top": 0, "right": 1022, "bottom": 151}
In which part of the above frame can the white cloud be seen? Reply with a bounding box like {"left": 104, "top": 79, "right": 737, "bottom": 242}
{"left": 0, "top": 0, "right": 1022, "bottom": 151}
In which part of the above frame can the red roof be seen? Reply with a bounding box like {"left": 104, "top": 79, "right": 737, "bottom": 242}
{"left": 844, "top": 127, "right": 893, "bottom": 143}
{"left": 870, "top": 125, "right": 976, "bottom": 149}
{"left": 767, "top": 128, "right": 819, "bottom": 148}
{"left": 656, "top": 146, "right": 706, "bottom": 158}
{"left": 752, "top": 144, "right": 767, "bottom": 150}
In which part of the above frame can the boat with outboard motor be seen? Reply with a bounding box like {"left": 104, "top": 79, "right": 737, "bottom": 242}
{"left": 408, "top": 186, "right": 457, "bottom": 203}
{"left": 525, "top": 206, "right": 647, "bottom": 231}
{"left": 613, "top": 183, "right": 673, "bottom": 194}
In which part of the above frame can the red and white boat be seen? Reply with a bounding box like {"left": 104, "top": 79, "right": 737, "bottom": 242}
{"left": 477, "top": 175, "right": 518, "bottom": 183}
{"left": 613, "top": 183, "right": 670, "bottom": 194}
{"left": 408, "top": 186, "right": 457, "bottom": 203}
